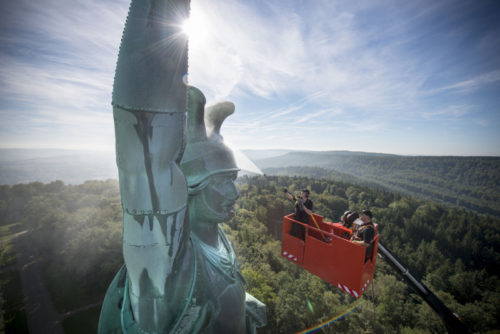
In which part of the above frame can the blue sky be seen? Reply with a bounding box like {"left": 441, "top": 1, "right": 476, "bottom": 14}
{"left": 0, "top": 0, "right": 499, "bottom": 156}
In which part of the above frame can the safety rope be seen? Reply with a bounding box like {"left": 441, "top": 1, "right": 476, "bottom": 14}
{"left": 309, "top": 214, "right": 329, "bottom": 242}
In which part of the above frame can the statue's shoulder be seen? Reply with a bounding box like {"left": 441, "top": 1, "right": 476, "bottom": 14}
{"left": 98, "top": 241, "right": 214, "bottom": 334}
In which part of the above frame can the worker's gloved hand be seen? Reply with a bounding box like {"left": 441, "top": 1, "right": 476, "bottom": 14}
{"left": 297, "top": 197, "right": 304, "bottom": 210}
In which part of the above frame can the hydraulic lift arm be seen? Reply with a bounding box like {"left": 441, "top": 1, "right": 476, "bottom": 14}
{"left": 377, "top": 242, "right": 468, "bottom": 334}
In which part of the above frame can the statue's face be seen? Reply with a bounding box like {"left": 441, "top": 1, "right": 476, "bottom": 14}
{"left": 189, "top": 171, "right": 239, "bottom": 224}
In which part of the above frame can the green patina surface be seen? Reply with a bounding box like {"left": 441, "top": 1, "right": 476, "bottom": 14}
{"left": 98, "top": 1, "right": 266, "bottom": 333}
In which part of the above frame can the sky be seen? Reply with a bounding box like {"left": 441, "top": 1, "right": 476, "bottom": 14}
{"left": 0, "top": 0, "right": 499, "bottom": 156}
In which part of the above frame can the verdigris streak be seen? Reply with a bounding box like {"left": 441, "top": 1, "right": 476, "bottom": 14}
{"left": 98, "top": 0, "right": 267, "bottom": 333}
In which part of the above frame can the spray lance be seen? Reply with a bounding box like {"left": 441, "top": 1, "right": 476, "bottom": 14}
{"left": 283, "top": 188, "right": 328, "bottom": 241}
{"left": 283, "top": 188, "right": 303, "bottom": 209}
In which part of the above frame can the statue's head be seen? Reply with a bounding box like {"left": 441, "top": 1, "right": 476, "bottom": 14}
{"left": 180, "top": 86, "right": 240, "bottom": 224}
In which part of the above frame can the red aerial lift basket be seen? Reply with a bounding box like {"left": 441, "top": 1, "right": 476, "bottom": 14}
{"left": 281, "top": 213, "right": 379, "bottom": 298}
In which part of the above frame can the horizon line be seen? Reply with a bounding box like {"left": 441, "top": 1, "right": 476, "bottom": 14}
{"left": 0, "top": 146, "right": 499, "bottom": 158}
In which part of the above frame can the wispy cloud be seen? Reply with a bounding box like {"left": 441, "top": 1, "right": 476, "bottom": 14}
{"left": 187, "top": 0, "right": 431, "bottom": 118}
{"left": 0, "top": 0, "right": 498, "bottom": 155}
{"left": 0, "top": 0, "right": 127, "bottom": 149}
{"left": 293, "top": 108, "right": 341, "bottom": 124}
{"left": 431, "top": 70, "right": 500, "bottom": 94}
{"left": 269, "top": 105, "right": 306, "bottom": 120}
{"left": 421, "top": 105, "right": 471, "bottom": 120}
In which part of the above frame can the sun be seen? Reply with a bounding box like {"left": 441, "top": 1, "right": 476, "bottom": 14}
{"left": 182, "top": 18, "right": 195, "bottom": 37}
{"left": 181, "top": 3, "right": 210, "bottom": 46}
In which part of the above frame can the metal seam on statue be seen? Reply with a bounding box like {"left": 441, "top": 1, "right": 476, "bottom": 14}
{"left": 112, "top": 103, "right": 188, "bottom": 114}
{"left": 125, "top": 203, "right": 187, "bottom": 215}
{"left": 125, "top": 243, "right": 170, "bottom": 248}
{"left": 114, "top": 115, "right": 186, "bottom": 125}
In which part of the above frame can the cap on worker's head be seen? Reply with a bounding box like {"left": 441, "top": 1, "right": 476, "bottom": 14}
{"left": 346, "top": 211, "right": 359, "bottom": 225}
{"left": 361, "top": 209, "right": 372, "bottom": 219}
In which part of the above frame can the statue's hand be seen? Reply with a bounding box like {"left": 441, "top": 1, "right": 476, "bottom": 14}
{"left": 112, "top": 0, "right": 189, "bottom": 113}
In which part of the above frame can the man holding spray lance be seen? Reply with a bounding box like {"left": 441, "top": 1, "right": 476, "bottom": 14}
{"left": 284, "top": 188, "right": 313, "bottom": 240}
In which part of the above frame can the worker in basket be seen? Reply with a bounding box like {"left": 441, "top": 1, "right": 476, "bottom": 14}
{"left": 284, "top": 188, "right": 313, "bottom": 240}
{"left": 351, "top": 209, "right": 377, "bottom": 262}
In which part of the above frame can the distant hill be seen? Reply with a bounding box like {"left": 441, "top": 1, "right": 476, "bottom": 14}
{"left": 0, "top": 149, "right": 117, "bottom": 185}
{"left": 2, "top": 148, "right": 499, "bottom": 217}
{"left": 241, "top": 149, "right": 293, "bottom": 161}
{"left": 245, "top": 150, "right": 500, "bottom": 217}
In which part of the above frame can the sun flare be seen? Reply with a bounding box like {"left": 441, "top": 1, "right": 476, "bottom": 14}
{"left": 182, "top": 3, "right": 210, "bottom": 46}
{"left": 182, "top": 18, "right": 194, "bottom": 37}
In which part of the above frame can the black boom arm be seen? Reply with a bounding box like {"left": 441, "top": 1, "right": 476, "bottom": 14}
{"left": 377, "top": 242, "right": 468, "bottom": 334}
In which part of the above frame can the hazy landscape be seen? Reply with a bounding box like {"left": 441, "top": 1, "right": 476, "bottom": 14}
{"left": 0, "top": 149, "right": 118, "bottom": 186}
{"left": 0, "top": 148, "right": 499, "bottom": 333}
{"left": 3, "top": 148, "right": 498, "bottom": 216}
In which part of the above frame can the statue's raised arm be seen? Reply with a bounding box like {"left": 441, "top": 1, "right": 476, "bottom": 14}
{"left": 100, "top": 0, "right": 191, "bottom": 332}
{"left": 99, "top": 1, "right": 266, "bottom": 333}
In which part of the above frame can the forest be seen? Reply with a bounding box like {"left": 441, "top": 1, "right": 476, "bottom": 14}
{"left": 251, "top": 151, "right": 500, "bottom": 217}
{"left": 0, "top": 175, "right": 499, "bottom": 333}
